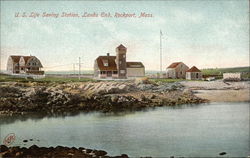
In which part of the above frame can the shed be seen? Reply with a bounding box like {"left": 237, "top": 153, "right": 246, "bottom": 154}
{"left": 186, "top": 66, "right": 202, "bottom": 80}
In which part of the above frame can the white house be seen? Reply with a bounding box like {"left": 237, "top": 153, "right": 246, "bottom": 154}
{"left": 7, "top": 55, "right": 44, "bottom": 75}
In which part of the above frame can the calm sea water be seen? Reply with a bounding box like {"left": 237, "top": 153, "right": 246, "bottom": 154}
{"left": 0, "top": 102, "right": 249, "bottom": 157}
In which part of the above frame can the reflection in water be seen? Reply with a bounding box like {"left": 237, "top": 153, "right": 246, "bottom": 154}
{"left": 0, "top": 102, "right": 249, "bottom": 157}
{"left": 0, "top": 103, "right": 206, "bottom": 125}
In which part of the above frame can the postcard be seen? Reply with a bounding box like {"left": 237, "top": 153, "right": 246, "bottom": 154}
{"left": 0, "top": 0, "right": 249, "bottom": 157}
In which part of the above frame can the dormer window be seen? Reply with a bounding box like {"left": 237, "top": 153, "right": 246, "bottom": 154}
{"left": 103, "top": 59, "right": 108, "bottom": 67}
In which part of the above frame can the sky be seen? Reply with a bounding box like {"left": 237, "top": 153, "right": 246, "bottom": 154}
{"left": 0, "top": 0, "right": 249, "bottom": 71}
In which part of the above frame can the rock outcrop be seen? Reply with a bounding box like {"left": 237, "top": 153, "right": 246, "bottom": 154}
{"left": 0, "top": 145, "right": 129, "bottom": 158}
{"left": 0, "top": 81, "right": 207, "bottom": 116}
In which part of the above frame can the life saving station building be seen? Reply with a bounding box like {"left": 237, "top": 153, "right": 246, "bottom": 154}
{"left": 94, "top": 44, "right": 145, "bottom": 79}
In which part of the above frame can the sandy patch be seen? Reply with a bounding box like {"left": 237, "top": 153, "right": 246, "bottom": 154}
{"left": 193, "top": 89, "right": 249, "bottom": 102}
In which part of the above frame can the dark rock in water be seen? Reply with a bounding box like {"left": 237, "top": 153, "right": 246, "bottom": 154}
{"left": 2, "top": 152, "right": 14, "bottom": 157}
{"left": 29, "top": 145, "right": 39, "bottom": 150}
{"left": 71, "top": 147, "right": 77, "bottom": 151}
{"left": 86, "top": 148, "right": 92, "bottom": 153}
{"left": 9, "top": 146, "right": 20, "bottom": 154}
{"left": 1, "top": 145, "right": 128, "bottom": 157}
{"left": 78, "top": 147, "right": 85, "bottom": 150}
{"left": 120, "top": 154, "right": 129, "bottom": 158}
{"left": 29, "top": 139, "right": 33, "bottom": 141}
{"left": 0, "top": 145, "right": 9, "bottom": 152}
{"left": 93, "top": 150, "right": 107, "bottom": 156}
{"left": 219, "top": 152, "right": 227, "bottom": 155}
{"left": 23, "top": 140, "right": 28, "bottom": 142}
{"left": 21, "top": 147, "right": 27, "bottom": 150}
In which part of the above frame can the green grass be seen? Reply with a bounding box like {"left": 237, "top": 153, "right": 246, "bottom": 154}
{"left": 149, "top": 78, "right": 186, "bottom": 84}
{"left": 202, "top": 67, "right": 249, "bottom": 75}
{"left": 0, "top": 74, "right": 94, "bottom": 83}
{"left": 202, "top": 66, "right": 250, "bottom": 79}
{"left": 37, "top": 77, "right": 93, "bottom": 83}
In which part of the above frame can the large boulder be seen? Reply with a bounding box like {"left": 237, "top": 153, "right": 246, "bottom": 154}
{"left": 0, "top": 145, "right": 9, "bottom": 152}
{"left": 134, "top": 77, "right": 150, "bottom": 85}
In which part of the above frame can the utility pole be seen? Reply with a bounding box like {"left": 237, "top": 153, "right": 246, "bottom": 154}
{"left": 160, "top": 30, "right": 163, "bottom": 75}
{"left": 73, "top": 63, "right": 75, "bottom": 75}
{"left": 78, "top": 57, "right": 81, "bottom": 80}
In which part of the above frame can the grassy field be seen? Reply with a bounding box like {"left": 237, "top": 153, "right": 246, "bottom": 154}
{"left": 0, "top": 74, "right": 93, "bottom": 83}
{"left": 149, "top": 78, "right": 187, "bottom": 84}
{"left": 201, "top": 67, "right": 249, "bottom": 75}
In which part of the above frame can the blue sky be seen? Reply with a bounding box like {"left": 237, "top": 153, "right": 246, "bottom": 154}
{"left": 0, "top": 0, "right": 249, "bottom": 71}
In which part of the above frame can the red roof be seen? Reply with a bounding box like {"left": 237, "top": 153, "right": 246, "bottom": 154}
{"left": 186, "top": 66, "right": 201, "bottom": 72}
{"left": 10, "top": 55, "right": 43, "bottom": 67}
{"left": 23, "top": 56, "right": 33, "bottom": 64}
{"left": 10, "top": 56, "right": 21, "bottom": 63}
{"left": 10, "top": 56, "right": 35, "bottom": 64}
{"left": 117, "top": 44, "right": 126, "bottom": 49}
{"left": 96, "top": 56, "right": 117, "bottom": 71}
{"left": 167, "top": 62, "right": 182, "bottom": 68}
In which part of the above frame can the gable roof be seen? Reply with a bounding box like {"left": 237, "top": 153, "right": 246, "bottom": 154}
{"left": 167, "top": 62, "right": 182, "bottom": 68}
{"left": 186, "top": 66, "right": 201, "bottom": 72}
{"left": 10, "top": 55, "right": 43, "bottom": 67}
{"left": 23, "top": 56, "right": 34, "bottom": 64}
{"left": 126, "top": 62, "right": 144, "bottom": 68}
{"left": 10, "top": 56, "right": 21, "bottom": 63}
{"left": 96, "top": 56, "right": 117, "bottom": 71}
{"left": 117, "top": 44, "right": 126, "bottom": 49}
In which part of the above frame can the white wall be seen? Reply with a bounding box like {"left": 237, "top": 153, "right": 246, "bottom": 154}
{"left": 223, "top": 73, "right": 242, "bottom": 79}
{"left": 166, "top": 68, "right": 176, "bottom": 78}
{"left": 6, "top": 57, "right": 13, "bottom": 72}
{"left": 127, "top": 68, "right": 145, "bottom": 77}
{"left": 186, "top": 72, "right": 202, "bottom": 80}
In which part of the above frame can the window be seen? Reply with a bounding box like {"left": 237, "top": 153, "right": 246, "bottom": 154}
{"left": 103, "top": 60, "right": 108, "bottom": 66}
{"left": 196, "top": 73, "right": 199, "bottom": 78}
{"left": 119, "top": 61, "right": 122, "bottom": 65}
{"left": 180, "top": 71, "right": 182, "bottom": 75}
{"left": 113, "top": 71, "right": 118, "bottom": 74}
{"left": 123, "top": 54, "right": 126, "bottom": 58}
{"left": 120, "top": 70, "right": 125, "bottom": 74}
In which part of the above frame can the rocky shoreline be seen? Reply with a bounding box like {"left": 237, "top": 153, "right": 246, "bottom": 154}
{"left": 0, "top": 145, "right": 128, "bottom": 158}
{"left": 0, "top": 80, "right": 207, "bottom": 116}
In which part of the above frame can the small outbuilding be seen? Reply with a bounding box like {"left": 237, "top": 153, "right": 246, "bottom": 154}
{"left": 166, "top": 62, "right": 189, "bottom": 79}
{"left": 186, "top": 66, "right": 202, "bottom": 80}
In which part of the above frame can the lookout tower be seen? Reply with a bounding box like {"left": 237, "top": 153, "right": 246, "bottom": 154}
{"left": 116, "top": 44, "right": 127, "bottom": 79}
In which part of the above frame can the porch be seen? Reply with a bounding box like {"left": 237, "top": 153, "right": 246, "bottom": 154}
{"left": 98, "top": 70, "right": 118, "bottom": 78}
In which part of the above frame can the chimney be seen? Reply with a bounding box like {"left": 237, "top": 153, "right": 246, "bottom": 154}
{"left": 107, "top": 53, "right": 110, "bottom": 57}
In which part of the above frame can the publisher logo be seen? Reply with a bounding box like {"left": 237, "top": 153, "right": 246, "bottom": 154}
{"left": 3, "top": 133, "right": 16, "bottom": 146}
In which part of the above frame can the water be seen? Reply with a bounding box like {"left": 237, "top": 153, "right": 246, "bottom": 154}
{"left": 0, "top": 102, "right": 249, "bottom": 157}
